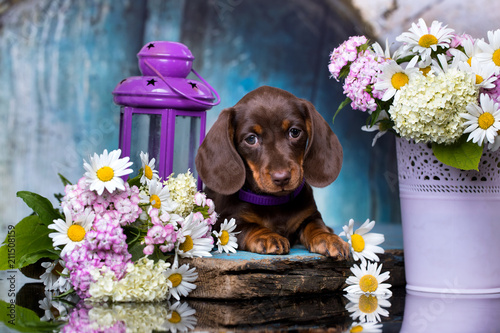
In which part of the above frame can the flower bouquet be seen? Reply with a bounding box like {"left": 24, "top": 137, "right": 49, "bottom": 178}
{"left": 0, "top": 149, "right": 239, "bottom": 304}
{"left": 328, "top": 18, "right": 500, "bottom": 171}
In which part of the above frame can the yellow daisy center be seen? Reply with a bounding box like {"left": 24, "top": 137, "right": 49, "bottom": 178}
{"left": 493, "top": 49, "right": 500, "bottom": 66}
{"left": 144, "top": 165, "right": 153, "bottom": 180}
{"left": 350, "top": 325, "right": 364, "bottom": 333}
{"left": 478, "top": 112, "right": 495, "bottom": 130}
{"left": 150, "top": 194, "right": 161, "bottom": 209}
{"left": 419, "top": 66, "right": 431, "bottom": 76}
{"left": 467, "top": 57, "right": 473, "bottom": 66}
{"left": 96, "top": 166, "right": 114, "bottom": 182}
{"left": 168, "top": 273, "right": 183, "bottom": 288}
{"left": 351, "top": 234, "right": 365, "bottom": 252}
{"left": 359, "top": 274, "right": 379, "bottom": 293}
{"left": 391, "top": 72, "right": 409, "bottom": 90}
{"left": 476, "top": 74, "right": 484, "bottom": 85}
{"left": 220, "top": 230, "right": 230, "bottom": 246}
{"left": 418, "top": 34, "right": 438, "bottom": 48}
{"left": 179, "top": 235, "right": 194, "bottom": 252}
{"left": 67, "top": 224, "right": 86, "bottom": 242}
{"left": 358, "top": 294, "right": 378, "bottom": 314}
{"left": 168, "top": 310, "right": 181, "bottom": 324}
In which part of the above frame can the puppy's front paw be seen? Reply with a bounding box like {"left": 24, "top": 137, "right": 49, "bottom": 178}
{"left": 308, "top": 232, "right": 350, "bottom": 259}
{"left": 247, "top": 231, "right": 290, "bottom": 255}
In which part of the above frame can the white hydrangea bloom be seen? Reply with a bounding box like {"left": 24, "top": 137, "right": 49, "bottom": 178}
{"left": 390, "top": 68, "right": 478, "bottom": 144}
{"left": 88, "top": 257, "right": 171, "bottom": 302}
{"left": 89, "top": 303, "right": 169, "bottom": 332}
{"left": 163, "top": 171, "right": 197, "bottom": 217}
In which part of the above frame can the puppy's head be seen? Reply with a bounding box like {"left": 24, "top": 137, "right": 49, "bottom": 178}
{"left": 195, "top": 86, "right": 343, "bottom": 195}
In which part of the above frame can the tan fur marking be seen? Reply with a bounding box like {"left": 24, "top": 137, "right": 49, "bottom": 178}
{"left": 282, "top": 119, "right": 291, "bottom": 131}
{"left": 246, "top": 160, "right": 264, "bottom": 189}
{"left": 305, "top": 119, "right": 312, "bottom": 138}
{"left": 252, "top": 125, "right": 263, "bottom": 135}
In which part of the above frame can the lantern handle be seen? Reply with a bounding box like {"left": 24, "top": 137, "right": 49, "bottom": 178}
{"left": 144, "top": 60, "right": 221, "bottom": 107}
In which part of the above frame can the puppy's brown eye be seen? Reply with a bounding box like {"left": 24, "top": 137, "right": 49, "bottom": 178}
{"left": 289, "top": 128, "right": 301, "bottom": 139}
{"left": 245, "top": 135, "right": 258, "bottom": 145}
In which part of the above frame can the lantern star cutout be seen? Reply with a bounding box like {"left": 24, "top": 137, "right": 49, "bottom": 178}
{"left": 147, "top": 43, "right": 155, "bottom": 49}
{"left": 188, "top": 82, "right": 198, "bottom": 89}
{"left": 147, "top": 78, "right": 157, "bottom": 86}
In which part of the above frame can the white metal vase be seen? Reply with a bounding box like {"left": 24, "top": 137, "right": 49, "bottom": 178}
{"left": 396, "top": 137, "right": 500, "bottom": 294}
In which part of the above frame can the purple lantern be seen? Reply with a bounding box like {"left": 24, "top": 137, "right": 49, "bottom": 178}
{"left": 112, "top": 41, "right": 220, "bottom": 189}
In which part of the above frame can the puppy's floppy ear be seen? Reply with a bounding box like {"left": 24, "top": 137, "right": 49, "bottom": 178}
{"left": 195, "top": 108, "right": 246, "bottom": 195}
{"left": 301, "top": 99, "right": 343, "bottom": 187}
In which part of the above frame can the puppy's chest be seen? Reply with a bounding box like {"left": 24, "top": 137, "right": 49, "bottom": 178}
{"left": 240, "top": 203, "right": 317, "bottom": 235}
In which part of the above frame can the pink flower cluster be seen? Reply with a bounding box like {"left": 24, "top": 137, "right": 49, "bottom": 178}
{"left": 142, "top": 208, "right": 179, "bottom": 255}
{"left": 62, "top": 177, "right": 141, "bottom": 226}
{"left": 343, "top": 49, "right": 387, "bottom": 112}
{"left": 328, "top": 36, "right": 368, "bottom": 80}
{"left": 193, "top": 192, "right": 217, "bottom": 235}
{"left": 61, "top": 302, "right": 126, "bottom": 333}
{"left": 141, "top": 192, "right": 217, "bottom": 256}
{"left": 64, "top": 216, "right": 131, "bottom": 298}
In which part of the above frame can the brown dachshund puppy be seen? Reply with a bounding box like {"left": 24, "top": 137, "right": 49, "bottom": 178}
{"left": 195, "top": 86, "right": 349, "bottom": 258}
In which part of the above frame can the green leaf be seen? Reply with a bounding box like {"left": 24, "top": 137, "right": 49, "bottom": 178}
{"left": 127, "top": 169, "right": 143, "bottom": 188}
{"left": 16, "top": 191, "right": 62, "bottom": 226}
{"left": 19, "top": 249, "right": 59, "bottom": 268}
{"left": 432, "top": 136, "right": 484, "bottom": 171}
{"left": 57, "top": 173, "right": 73, "bottom": 186}
{"left": 332, "top": 97, "right": 351, "bottom": 125}
{"left": 0, "top": 300, "right": 63, "bottom": 332}
{"left": 0, "top": 215, "right": 56, "bottom": 270}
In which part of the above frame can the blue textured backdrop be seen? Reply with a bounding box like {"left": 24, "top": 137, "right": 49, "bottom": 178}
{"left": 0, "top": 0, "right": 400, "bottom": 238}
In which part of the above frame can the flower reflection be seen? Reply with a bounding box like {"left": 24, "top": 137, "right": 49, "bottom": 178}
{"left": 344, "top": 293, "right": 391, "bottom": 323}
{"left": 344, "top": 321, "right": 383, "bottom": 333}
{"left": 59, "top": 300, "right": 197, "bottom": 332}
{"left": 39, "top": 291, "right": 77, "bottom": 322}
{"left": 162, "top": 301, "right": 197, "bottom": 333}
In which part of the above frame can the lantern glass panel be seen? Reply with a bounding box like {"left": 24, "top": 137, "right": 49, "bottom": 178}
{"left": 173, "top": 115, "right": 201, "bottom": 179}
{"left": 129, "top": 113, "right": 162, "bottom": 171}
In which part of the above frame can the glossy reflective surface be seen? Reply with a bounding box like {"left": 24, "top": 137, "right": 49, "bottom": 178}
{"left": 3, "top": 281, "right": 500, "bottom": 332}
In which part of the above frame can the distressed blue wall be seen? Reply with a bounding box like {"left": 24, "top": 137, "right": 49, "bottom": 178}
{"left": 0, "top": 0, "right": 400, "bottom": 237}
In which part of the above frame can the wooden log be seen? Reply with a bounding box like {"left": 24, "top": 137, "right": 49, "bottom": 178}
{"left": 181, "top": 247, "right": 404, "bottom": 299}
{"left": 188, "top": 293, "right": 351, "bottom": 331}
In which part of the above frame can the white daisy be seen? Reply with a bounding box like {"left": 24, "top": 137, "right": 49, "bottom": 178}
{"left": 461, "top": 93, "right": 500, "bottom": 146}
{"left": 164, "top": 264, "right": 198, "bottom": 300}
{"left": 162, "top": 301, "right": 197, "bottom": 333}
{"left": 83, "top": 149, "right": 133, "bottom": 195}
{"left": 39, "top": 291, "right": 70, "bottom": 322}
{"left": 176, "top": 212, "right": 213, "bottom": 258}
{"left": 344, "top": 261, "right": 392, "bottom": 295}
{"left": 458, "top": 56, "right": 498, "bottom": 89}
{"left": 140, "top": 151, "right": 159, "bottom": 185}
{"left": 477, "top": 29, "right": 500, "bottom": 71}
{"left": 430, "top": 53, "right": 456, "bottom": 74}
{"left": 344, "top": 322, "right": 383, "bottom": 333}
{"left": 139, "top": 179, "right": 179, "bottom": 214}
{"left": 344, "top": 293, "right": 391, "bottom": 323}
{"left": 373, "top": 57, "right": 419, "bottom": 101}
{"left": 212, "top": 218, "right": 239, "bottom": 254}
{"left": 339, "top": 219, "right": 385, "bottom": 265}
{"left": 361, "top": 110, "right": 390, "bottom": 147}
{"left": 48, "top": 207, "right": 94, "bottom": 257}
{"left": 449, "top": 37, "right": 484, "bottom": 65}
{"left": 40, "top": 259, "right": 71, "bottom": 293}
{"left": 489, "top": 136, "right": 500, "bottom": 151}
{"left": 396, "top": 18, "right": 455, "bottom": 60}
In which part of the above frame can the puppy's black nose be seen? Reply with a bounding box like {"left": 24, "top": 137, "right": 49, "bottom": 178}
{"left": 271, "top": 171, "right": 291, "bottom": 187}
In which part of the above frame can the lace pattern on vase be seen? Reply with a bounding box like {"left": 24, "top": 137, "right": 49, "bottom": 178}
{"left": 396, "top": 137, "right": 500, "bottom": 194}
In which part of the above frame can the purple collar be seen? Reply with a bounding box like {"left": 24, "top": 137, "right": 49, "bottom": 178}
{"left": 238, "top": 180, "right": 306, "bottom": 206}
